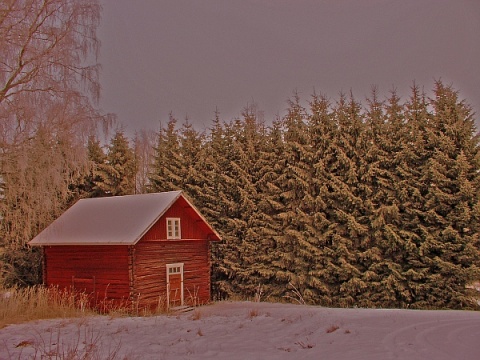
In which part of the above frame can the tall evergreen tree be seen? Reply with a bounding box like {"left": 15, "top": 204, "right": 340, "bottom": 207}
{"left": 149, "top": 114, "right": 184, "bottom": 192}
{"left": 360, "top": 88, "right": 407, "bottom": 307}
{"left": 78, "top": 135, "right": 108, "bottom": 198}
{"left": 323, "top": 92, "right": 368, "bottom": 307}
{"left": 179, "top": 117, "right": 205, "bottom": 199}
{"left": 208, "top": 117, "right": 244, "bottom": 297}
{"left": 392, "top": 85, "right": 434, "bottom": 307}
{"left": 306, "top": 92, "right": 337, "bottom": 305}
{"left": 274, "top": 93, "right": 317, "bottom": 301}
{"left": 197, "top": 110, "right": 228, "bottom": 226}
{"left": 409, "top": 81, "right": 480, "bottom": 308}
{"left": 254, "top": 118, "right": 288, "bottom": 298}
{"left": 225, "top": 107, "right": 276, "bottom": 297}
{"left": 96, "top": 130, "right": 136, "bottom": 196}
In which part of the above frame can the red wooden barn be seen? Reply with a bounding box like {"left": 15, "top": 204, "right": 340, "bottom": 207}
{"left": 29, "top": 191, "right": 221, "bottom": 309}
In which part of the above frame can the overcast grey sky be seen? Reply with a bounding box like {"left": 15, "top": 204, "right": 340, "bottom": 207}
{"left": 98, "top": 0, "right": 480, "bottom": 135}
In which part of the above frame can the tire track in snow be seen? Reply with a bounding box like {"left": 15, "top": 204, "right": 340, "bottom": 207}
{"left": 381, "top": 317, "right": 480, "bottom": 360}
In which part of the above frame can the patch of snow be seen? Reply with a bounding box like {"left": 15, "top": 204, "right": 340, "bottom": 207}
{"left": 1, "top": 301, "right": 479, "bottom": 359}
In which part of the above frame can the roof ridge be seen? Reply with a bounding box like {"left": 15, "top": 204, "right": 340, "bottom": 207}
{"left": 29, "top": 191, "right": 184, "bottom": 246}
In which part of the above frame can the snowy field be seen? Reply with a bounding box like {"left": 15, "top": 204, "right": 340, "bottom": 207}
{"left": 1, "top": 301, "right": 479, "bottom": 359}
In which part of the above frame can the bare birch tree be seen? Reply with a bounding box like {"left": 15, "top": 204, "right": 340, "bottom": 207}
{"left": 134, "top": 129, "right": 156, "bottom": 194}
{"left": 0, "top": 0, "right": 111, "bottom": 286}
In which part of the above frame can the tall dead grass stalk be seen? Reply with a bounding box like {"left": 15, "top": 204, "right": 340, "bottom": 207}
{"left": 0, "top": 286, "right": 94, "bottom": 328}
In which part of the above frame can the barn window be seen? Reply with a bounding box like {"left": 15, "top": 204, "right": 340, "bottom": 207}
{"left": 167, "top": 218, "right": 181, "bottom": 239}
{"left": 168, "top": 266, "right": 181, "bottom": 274}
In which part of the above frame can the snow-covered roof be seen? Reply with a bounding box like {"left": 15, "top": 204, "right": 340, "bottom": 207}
{"left": 29, "top": 191, "right": 219, "bottom": 246}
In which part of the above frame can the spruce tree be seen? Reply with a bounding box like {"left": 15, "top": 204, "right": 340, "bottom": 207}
{"left": 212, "top": 116, "right": 257, "bottom": 297}
{"left": 96, "top": 130, "right": 136, "bottom": 196}
{"left": 274, "top": 93, "right": 317, "bottom": 301}
{"left": 306, "top": 92, "right": 338, "bottom": 305}
{"left": 149, "top": 114, "right": 184, "bottom": 192}
{"left": 395, "top": 85, "right": 439, "bottom": 308}
{"left": 179, "top": 117, "right": 205, "bottom": 200}
{"left": 255, "top": 118, "right": 289, "bottom": 298}
{"left": 197, "top": 110, "right": 228, "bottom": 226}
{"left": 227, "top": 107, "right": 277, "bottom": 297}
{"left": 80, "top": 135, "right": 108, "bottom": 198}
{"left": 410, "top": 81, "right": 480, "bottom": 308}
{"left": 203, "top": 112, "right": 238, "bottom": 298}
{"left": 361, "top": 88, "right": 407, "bottom": 307}
{"left": 323, "top": 92, "right": 368, "bottom": 307}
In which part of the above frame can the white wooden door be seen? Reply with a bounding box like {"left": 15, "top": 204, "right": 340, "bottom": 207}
{"left": 166, "top": 263, "right": 184, "bottom": 308}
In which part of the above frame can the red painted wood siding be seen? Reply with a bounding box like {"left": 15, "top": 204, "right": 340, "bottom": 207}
{"left": 44, "top": 246, "right": 130, "bottom": 302}
{"left": 42, "top": 197, "right": 216, "bottom": 310}
{"left": 133, "top": 240, "right": 211, "bottom": 307}
{"left": 142, "top": 197, "right": 214, "bottom": 240}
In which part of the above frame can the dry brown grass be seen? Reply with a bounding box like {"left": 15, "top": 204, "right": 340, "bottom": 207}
{"left": 191, "top": 308, "right": 202, "bottom": 320}
{"left": 0, "top": 286, "right": 154, "bottom": 358}
{"left": 295, "top": 339, "right": 315, "bottom": 349}
{"left": 326, "top": 324, "right": 340, "bottom": 333}
{"left": 247, "top": 308, "right": 259, "bottom": 318}
{"left": 0, "top": 286, "right": 172, "bottom": 329}
{"left": 0, "top": 286, "right": 95, "bottom": 328}
{"left": 107, "top": 294, "right": 168, "bottom": 318}
{"left": 4, "top": 321, "right": 131, "bottom": 359}
{"left": 32, "top": 323, "right": 125, "bottom": 359}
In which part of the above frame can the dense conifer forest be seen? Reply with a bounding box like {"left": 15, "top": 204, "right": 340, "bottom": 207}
{"left": 145, "top": 83, "right": 480, "bottom": 309}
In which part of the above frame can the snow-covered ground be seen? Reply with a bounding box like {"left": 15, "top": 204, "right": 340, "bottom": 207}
{"left": 1, "top": 301, "right": 479, "bottom": 359}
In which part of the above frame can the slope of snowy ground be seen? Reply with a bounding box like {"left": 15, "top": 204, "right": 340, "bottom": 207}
{"left": 1, "top": 301, "right": 479, "bottom": 359}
